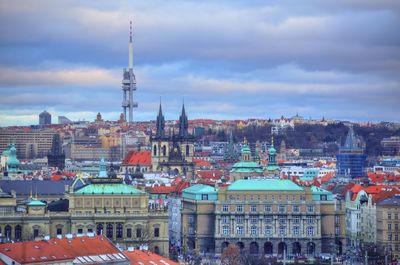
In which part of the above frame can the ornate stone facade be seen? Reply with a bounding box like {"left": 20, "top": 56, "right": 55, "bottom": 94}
{"left": 151, "top": 104, "right": 195, "bottom": 178}
{"left": 181, "top": 180, "right": 346, "bottom": 258}
{"left": 0, "top": 176, "right": 169, "bottom": 256}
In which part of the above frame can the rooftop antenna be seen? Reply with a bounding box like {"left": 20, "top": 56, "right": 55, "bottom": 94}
{"left": 128, "top": 20, "right": 133, "bottom": 69}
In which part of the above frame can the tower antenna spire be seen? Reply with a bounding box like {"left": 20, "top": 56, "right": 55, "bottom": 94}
{"left": 122, "top": 19, "right": 138, "bottom": 124}
{"left": 130, "top": 20, "right": 133, "bottom": 43}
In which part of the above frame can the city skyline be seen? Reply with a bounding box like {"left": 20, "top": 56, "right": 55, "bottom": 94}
{"left": 0, "top": 1, "right": 399, "bottom": 126}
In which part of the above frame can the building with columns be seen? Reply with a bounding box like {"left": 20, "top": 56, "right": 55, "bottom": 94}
{"left": 0, "top": 161, "right": 169, "bottom": 256}
{"left": 181, "top": 179, "right": 346, "bottom": 257}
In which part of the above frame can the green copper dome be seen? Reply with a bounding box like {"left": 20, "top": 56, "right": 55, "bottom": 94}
{"left": 241, "top": 145, "right": 251, "bottom": 154}
{"left": 27, "top": 199, "right": 46, "bottom": 206}
{"left": 231, "top": 161, "right": 263, "bottom": 173}
{"left": 7, "top": 144, "right": 20, "bottom": 168}
{"left": 268, "top": 146, "right": 277, "bottom": 155}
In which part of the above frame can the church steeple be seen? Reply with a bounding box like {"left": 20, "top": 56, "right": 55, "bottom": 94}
{"left": 178, "top": 104, "right": 189, "bottom": 138}
{"left": 156, "top": 103, "right": 165, "bottom": 138}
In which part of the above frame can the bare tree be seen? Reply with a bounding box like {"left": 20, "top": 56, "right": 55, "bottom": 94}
{"left": 221, "top": 244, "right": 241, "bottom": 265}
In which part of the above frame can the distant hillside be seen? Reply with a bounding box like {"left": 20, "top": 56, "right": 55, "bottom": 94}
{"left": 210, "top": 123, "right": 399, "bottom": 157}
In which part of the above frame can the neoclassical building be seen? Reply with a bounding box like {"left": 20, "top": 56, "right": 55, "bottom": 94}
{"left": 151, "top": 104, "right": 195, "bottom": 178}
{"left": 0, "top": 163, "right": 169, "bottom": 255}
{"left": 181, "top": 179, "right": 346, "bottom": 257}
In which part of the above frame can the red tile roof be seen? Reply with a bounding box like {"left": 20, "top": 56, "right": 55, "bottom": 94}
{"left": 372, "top": 187, "right": 400, "bottom": 203}
{"left": 193, "top": 158, "right": 212, "bottom": 168}
{"left": 147, "top": 186, "right": 176, "bottom": 194}
{"left": 196, "top": 170, "right": 225, "bottom": 180}
{"left": 123, "top": 250, "right": 179, "bottom": 265}
{"left": 122, "top": 150, "right": 151, "bottom": 166}
{"left": 350, "top": 184, "right": 363, "bottom": 193}
{"left": 0, "top": 235, "right": 126, "bottom": 264}
{"left": 320, "top": 172, "right": 335, "bottom": 183}
{"left": 368, "top": 172, "right": 400, "bottom": 183}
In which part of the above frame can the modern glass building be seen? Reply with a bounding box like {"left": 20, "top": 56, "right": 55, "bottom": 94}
{"left": 336, "top": 126, "right": 367, "bottom": 179}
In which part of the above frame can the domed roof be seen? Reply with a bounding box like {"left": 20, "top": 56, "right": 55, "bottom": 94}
{"left": 7, "top": 144, "right": 20, "bottom": 166}
{"left": 241, "top": 144, "right": 251, "bottom": 154}
{"left": 268, "top": 145, "right": 276, "bottom": 155}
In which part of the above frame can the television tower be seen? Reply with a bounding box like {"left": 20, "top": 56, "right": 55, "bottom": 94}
{"left": 122, "top": 21, "right": 138, "bottom": 123}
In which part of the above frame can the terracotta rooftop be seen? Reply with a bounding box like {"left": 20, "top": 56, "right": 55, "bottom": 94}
{"left": 193, "top": 158, "right": 212, "bottom": 168}
{"left": 147, "top": 185, "right": 176, "bottom": 194}
{"left": 0, "top": 235, "right": 127, "bottom": 264}
{"left": 122, "top": 150, "right": 151, "bottom": 166}
{"left": 123, "top": 250, "right": 179, "bottom": 265}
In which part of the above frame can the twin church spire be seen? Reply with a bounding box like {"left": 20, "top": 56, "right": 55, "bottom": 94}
{"left": 155, "top": 102, "right": 189, "bottom": 139}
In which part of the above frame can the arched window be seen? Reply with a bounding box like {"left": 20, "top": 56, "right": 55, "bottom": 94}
{"left": 116, "top": 223, "right": 123, "bottom": 239}
{"left": 154, "top": 246, "right": 160, "bottom": 254}
{"left": 15, "top": 225, "right": 22, "bottom": 241}
{"left": 153, "top": 145, "right": 157, "bottom": 156}
{"left": 96, "top": 223, "right": 103, "bottom": 235}
{"left": 162, "top": 145, "right": 166, "bottom": 156}
{"left": 4, "top": 225, "right": 11, "bottom": 240}
{"left": 106, "top": 223, "right": 113, "bottom": 238}
{"left": 186, "top": 145, "right": 190, "bottom": 156}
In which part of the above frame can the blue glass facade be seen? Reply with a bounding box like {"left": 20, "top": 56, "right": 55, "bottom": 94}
{"left": 336, "top": 153, "right": 367, "bottom": 178}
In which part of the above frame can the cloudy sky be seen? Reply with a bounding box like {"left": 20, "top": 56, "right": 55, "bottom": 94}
{"left": 0, "top": 0, "right": 399, "bottom": 126}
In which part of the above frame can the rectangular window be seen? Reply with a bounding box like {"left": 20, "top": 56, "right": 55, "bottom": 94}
{"left": 222, "top": 226, "right": 230, "bottom": 235}
{"left": 265, "top": 216, "right": 272, "bottom": 224}
{"left": 395, "top": 224, "right": 399, "bottom": 230}
{"left": 307, "top": 226, "right": 314, "bottom": 236}
{"left": 201, "top": 194, "right": 208, "bottom": 200}
{"left": 279, "top": 226, "right": 286, "bottom": 236}
{"left": 388, "top": 233, "right": 392, "bottom": 241}
{"left": 388, "top": 213, "right": 392, "bottom": 219}
{"left": 77, "top": 228, "right": 83, "bottom": 234}
{"left": 265, "top": 226, "right": 272, "bottom": 236}
{"left": 236, "top": 215, "right": 244, "bottom": 224}
{"left": 335, "top": 226, "right": 340, "bottom": 235}
{"left": 335, "top": 216, "right": 340, "bottom": 224}
{"left": 293, "top": 216, "right": 300, "bottom": 224}
{"left": 279, "top": 217, "right": 286, "bottom": 224}
{"left": 265, "top": 205, "right": 271, "bottom": 212}
{"left": 57, "top": 228, "right": 62, "bottom": 235}
{"left": 388, "top": 223, "right": 392, "bottom": 230}
{"left": 320, "top": 195, "right": 327, "bottom": 201}
{"left": 251, "top": 226, "right": 258, "bottom": 236}
{"left": 293, "top": 205, "right": 300, "bottom": 213}
{"left": 222, "top": 215, "right": 230, "bottom": 224}
{"left": 307, "top": 216, "right": 315, "bottom": 224}
{"left": 293, "top": 226, "right": 300, "bottom": 236}
{"left": 154, "top": 227, "right": 159, "bottom": 238}
{"left": 236, "top": 226, "right": 243, "bottom": 235}
{"left": 236, "top": 204, "right": 243, "bottom": 212}
{"left": 279, "top": 205, "right": 286, "bottom": 213}
{"left": 250, "top": 215, "right": 258, "bottom": 224}
{"left": 222, "top": 205, "right": 229, "bottom": 212}
{"left": 250, "top": 205, "right": 257, "bottom": 212}
{"left": 307, "top": 205, "right": 314, "bottom": 213}
{"left": 136, "top": 228, "right": 142, "bottom": 238}
{"left": 127, "top": 228, "right": 132, "bottom": 238}
{"left": 88, "top": 228, "right": 93, "bottom": 233}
